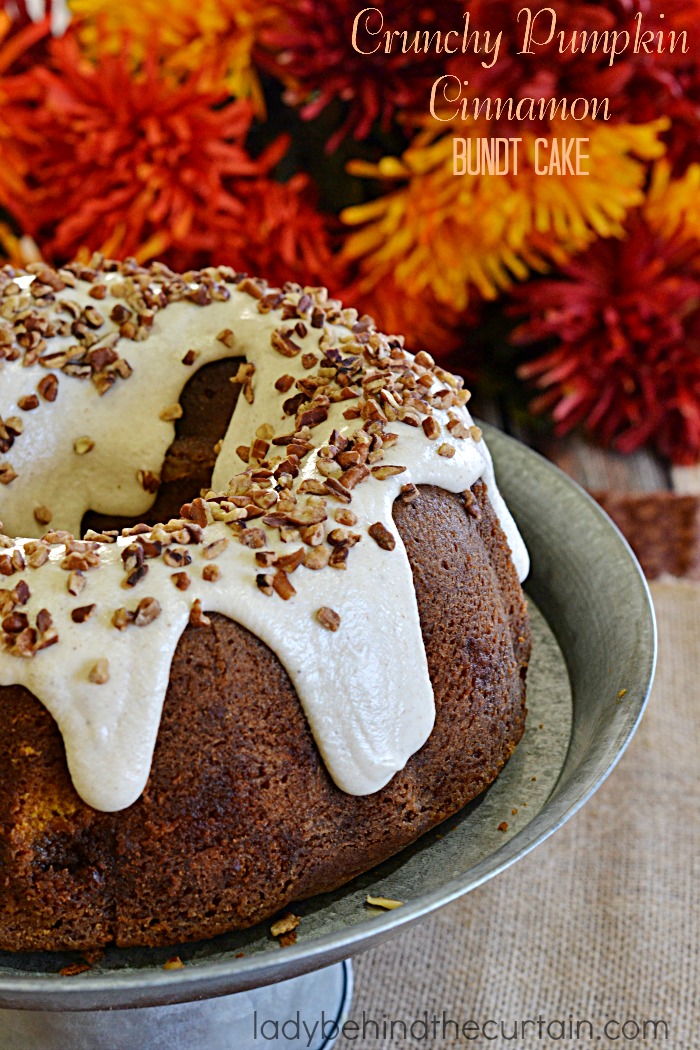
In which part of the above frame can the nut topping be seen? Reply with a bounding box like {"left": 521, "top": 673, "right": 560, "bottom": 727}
{"left": 317, "top": 607, "right": 341, "bottom": 632}
{"left": 368, "top": 522, "right": 396, "bottom": 551}
{"left": 74, "top": 436, "right": 95, "bottom": 455}
{"left": 89, "top": 658, "right": 110, "bottom": 684}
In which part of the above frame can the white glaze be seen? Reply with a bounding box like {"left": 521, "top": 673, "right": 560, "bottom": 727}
{"left": 0, "top": 266, "right": 528, "bottom": 811}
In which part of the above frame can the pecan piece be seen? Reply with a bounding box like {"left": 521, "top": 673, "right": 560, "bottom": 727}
{"left": 272, "top": 569, "right": 296, "bottom": 600}
{"left": 317, "top": 607, "right": 341, "bottom": 632}
{"left": 368, "top": 522, "right": 396, "bottom": 551}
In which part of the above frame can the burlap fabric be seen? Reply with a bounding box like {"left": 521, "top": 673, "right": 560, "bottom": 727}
{"left": 338, "top": 579, "right": 698, "bottom": 1049}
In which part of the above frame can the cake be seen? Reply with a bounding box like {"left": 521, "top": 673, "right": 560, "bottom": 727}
{"left": 0, "top": 258, "right": 530, "bottom": 952}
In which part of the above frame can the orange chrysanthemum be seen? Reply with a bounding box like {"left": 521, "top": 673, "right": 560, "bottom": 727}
{"left": 165, "top": 173, "right": 347, "bottom": 292}
{"left": 341, "top": 119, "right": 668, "bottom": 311}
{"left": 69, "top": 0, "right": 270, "bottom": 108}
{"left": 341, "top": 271, "right": 473, "bottom": 358}
{"left": 0, "top": 11, "right": 49, "bottom": 209}
{"left": 4, "top": 34, "right": 289, "bottom": 266}
{"left": 645, "top": 159, "right": 700, "bottom": 242}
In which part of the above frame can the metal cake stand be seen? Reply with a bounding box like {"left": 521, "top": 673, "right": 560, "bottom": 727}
{"left": 0, "top": 427, "right": 657, "bottom": 1049}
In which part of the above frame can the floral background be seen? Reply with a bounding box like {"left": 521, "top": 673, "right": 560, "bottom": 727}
{"left": 1, "top": 0, "right": 699, "bottom": 463}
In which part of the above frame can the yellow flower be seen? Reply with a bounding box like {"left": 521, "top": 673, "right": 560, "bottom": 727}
{"left": 645, "top": 160, "right": 700, "bottom": 242}
{"left": 342, "top": 120, "right": 668, "bottom": 309}
{"left": 0, "top": 225, "right": 41, "bottom": 268}
{"left": 69, "top": 0, "right": 268, "bottom": 107}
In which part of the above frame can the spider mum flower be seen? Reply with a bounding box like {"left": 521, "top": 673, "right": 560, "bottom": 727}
{"left": 0, "top": 223, "right": 41, "bottom": 267}
{"left": 69, "top": 0, "right": 268, "bottom": 106}
{"left": 444, "top": 0, "right": 700, "bottom": 165}
{"left": 510, "top": 199, "right": 700, "bottom": 465}
{"left": 257, "top": 0, "right": 451, "bottom": 148}
{"left": 592, "top": 0, "right": 700, "bottom": 172}
{"left": 645, "top": 160, "right": 700, "bottom": 242}
{"left": 165, "top": 172, "right": 346, "bottom": 291}
{"left": 6, "top": 34, "right": 288, "bottom": 266}
{"left": 342, "top": 272, "right": 471, "bottom": 358}
{"left": 341, "top": 119, "right": 667, "bottom": 311}
{"left": 0, "top": 11, "right": 50, "bottom": 207}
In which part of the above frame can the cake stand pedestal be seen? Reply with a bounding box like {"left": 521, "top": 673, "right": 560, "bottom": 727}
{"left": 0, "top": 959, "right": 352, "bottom": 1050}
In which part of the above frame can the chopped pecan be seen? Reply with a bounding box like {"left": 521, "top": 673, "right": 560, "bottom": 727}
{"left": 160, "top": 403, "right": 183, "bottom": 421}
{"left": 334, "top": 509, "right": 358, "bottom": 526}
{"left": 61, "top": 551, "right": 100, "bottom": 571}
{"left": 163, "top": 547, "right": 192, "bottom": 568}
{"left": 125, "top": 564, "right": 149, "bottom": 588}
{"left": 328, "top": 545, "right": 349, "bottom": 570}
{"left": 74, "top": 436, "right": 95, "bottom": 455}
{"left": 272, "top": 569, "right": 296, "bottom": 600}
{"left": 271, "top": 329, "right": 302, "bottom": 358}
{"left": 38, "top": 373, "right": 59, "bottom": 402}
{"left": 317, "top": 607, "right": 341, "bottom": 631}
{"left": 181, "top": 498, "right": 209, "bottom": 528}
{"left": 67, "top": 571, "right": 86, "bottom": 595}
{"left": 370, "top": 464, "right": 406, "bottom": 480}
{"left": 339, "top": 464, "right": 370, "bottom": 490}
{"left": 240, "top": 528, "right": 266, "bottom": 550}
{"left": 202, "top": 537, "right": 229, "bottom": 560}
{"left": 89, "top": 658, "right": 109, "bottom": 684}
{"left": 276, "top": 547, "right": 306, "bottom": 573}
{"left": 3, "top": 612, "right": 29, "bottom": 633}
{"left": 368, "top": 522, "right": 396, "bottom": 551}
{"left": 322, "top": 477, "right": 352, "bottom": 504}
{"left": 0, "top": 463, "right": 17, "bottom": 485}
{"left": 446, "top": 419, "right": 469, "bottom": 439}
{"left": 133, "top": 597, "right": 161, "bottom": 626}
{"left": 422, "top": 416, "right": 440, "bottom": 440}
{"left": 121, "top": 543, "right": 144, "bottom": 573}
{"left": 299, "top": 523, "right": 325, "bottom": 547}
{"left": 256, "top": 573, "right": 274, "bottom": 596}
{"left": 189, "top": 598, "right": 211, "bottom": 627}
{"left": 296, "top": 403, "right": 329, "bottom": 430}
{"left": 137, "top": 469, "right": 160, "bottom": 494}
{"left": 216, "top": 328, "right": 236, "bottom": 348}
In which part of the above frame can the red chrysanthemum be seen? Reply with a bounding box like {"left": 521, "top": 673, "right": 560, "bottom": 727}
{"left": 444, "top": 0, "right": 700, "bottom": 167}
{"left": 0, "top": 3, "right": 54, "bottom": 70}
{"left": 257, "top": 0, "right": 452, "bottom": 148}
{"left": 510, "top": 218, "right": 700, "bottom": 464}
{"left": 0, "top": 11, "right": 50, "bottom": 209}
{"left": 4, "top": 33, "right": 289, "bottom": 265}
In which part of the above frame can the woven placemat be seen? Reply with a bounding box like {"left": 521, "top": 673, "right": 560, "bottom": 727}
{"left": 338, "top": 579, "right": 698, "bottom": 1049}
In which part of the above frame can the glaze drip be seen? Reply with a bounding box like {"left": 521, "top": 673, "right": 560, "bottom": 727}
{"left": 0, "top": 260, "right": 528, "bottom": 811}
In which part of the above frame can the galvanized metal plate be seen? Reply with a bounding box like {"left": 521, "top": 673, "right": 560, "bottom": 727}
{"left": 0, "top": 426, "right": 656, "bottom": 1010}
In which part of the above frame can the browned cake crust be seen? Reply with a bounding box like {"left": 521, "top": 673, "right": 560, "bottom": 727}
{"left": 0, "top": 480, "right": 530, "bottom": 952}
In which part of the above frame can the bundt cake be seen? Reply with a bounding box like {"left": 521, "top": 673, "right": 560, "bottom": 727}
{"left": 0, "top": 257, "right": 530, "bottom": 951}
